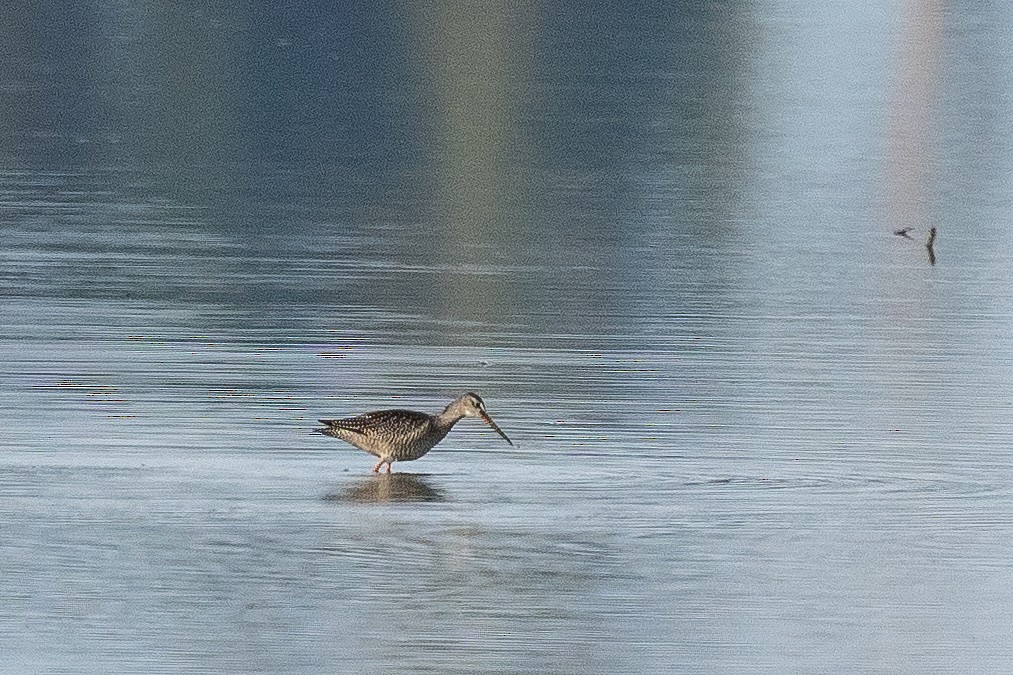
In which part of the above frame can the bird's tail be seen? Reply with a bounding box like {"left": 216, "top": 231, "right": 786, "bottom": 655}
{"left": 315, "top": 420, "right": 338, "bottom": 436}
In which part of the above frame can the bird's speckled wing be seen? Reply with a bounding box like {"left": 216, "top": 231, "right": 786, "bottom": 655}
{"left": 317, "top": 409, "right": 435, "bottom": 457}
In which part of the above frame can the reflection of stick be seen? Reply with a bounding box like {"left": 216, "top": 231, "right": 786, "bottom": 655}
{"left": 926, "top": 227, "right": 937, "bottom": 265}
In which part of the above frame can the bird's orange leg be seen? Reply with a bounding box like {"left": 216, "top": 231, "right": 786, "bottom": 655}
{"left": 372, "top": 458, "right": 384, "bottom": 473}
{"left": 384, "top": 461, "right": 392, "bottom": 474}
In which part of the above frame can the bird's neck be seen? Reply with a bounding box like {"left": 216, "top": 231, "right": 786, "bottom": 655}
{"left": 434, "top": 408, "right": 465, "bottom": 430}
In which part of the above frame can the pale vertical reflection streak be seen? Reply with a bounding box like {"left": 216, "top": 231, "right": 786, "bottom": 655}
{"left": 410, "top": 1, "right": 534, "bottom": 323}
{"left": 886, "top": 0, "right": 943, "bottom": 234}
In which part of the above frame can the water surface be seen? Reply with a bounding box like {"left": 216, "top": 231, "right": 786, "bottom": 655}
{"left": 3, "top": 2, "right": 1013, "bottom": 673}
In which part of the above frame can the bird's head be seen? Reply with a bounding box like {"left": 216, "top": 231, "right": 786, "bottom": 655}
{"left": 449, "top": 392, "right": 513, "bottom": 446}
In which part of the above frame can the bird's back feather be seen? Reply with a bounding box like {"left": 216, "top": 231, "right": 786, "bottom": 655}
{"left": 317, "top": 409, "right": 442, "bottom": 460}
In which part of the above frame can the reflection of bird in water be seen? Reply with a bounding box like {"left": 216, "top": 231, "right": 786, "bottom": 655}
{"left": 317, "top": 392, "right": 513, "bottom": 473}
{"left": 893, "top": 227, "right": 915, "bottom": 239}
{"left": 329, "top": 473, "right": 445, "bottom": 503}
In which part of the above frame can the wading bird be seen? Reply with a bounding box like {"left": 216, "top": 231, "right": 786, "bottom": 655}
{"left": 317, "top": 392, "right": 513, "bottom": 473}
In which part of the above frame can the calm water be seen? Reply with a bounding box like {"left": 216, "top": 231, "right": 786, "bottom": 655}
{"left": 4, "top": 2, "right": 1013, "bottom": 673}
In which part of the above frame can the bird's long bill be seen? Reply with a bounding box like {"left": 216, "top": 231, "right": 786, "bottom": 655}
{"left": 480, "top": 412, "right": 513, "bottom": 446}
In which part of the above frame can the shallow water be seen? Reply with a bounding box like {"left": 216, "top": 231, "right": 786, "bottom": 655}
{"left": 4, "top": 2, "right": 1013, "bottom": 673}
